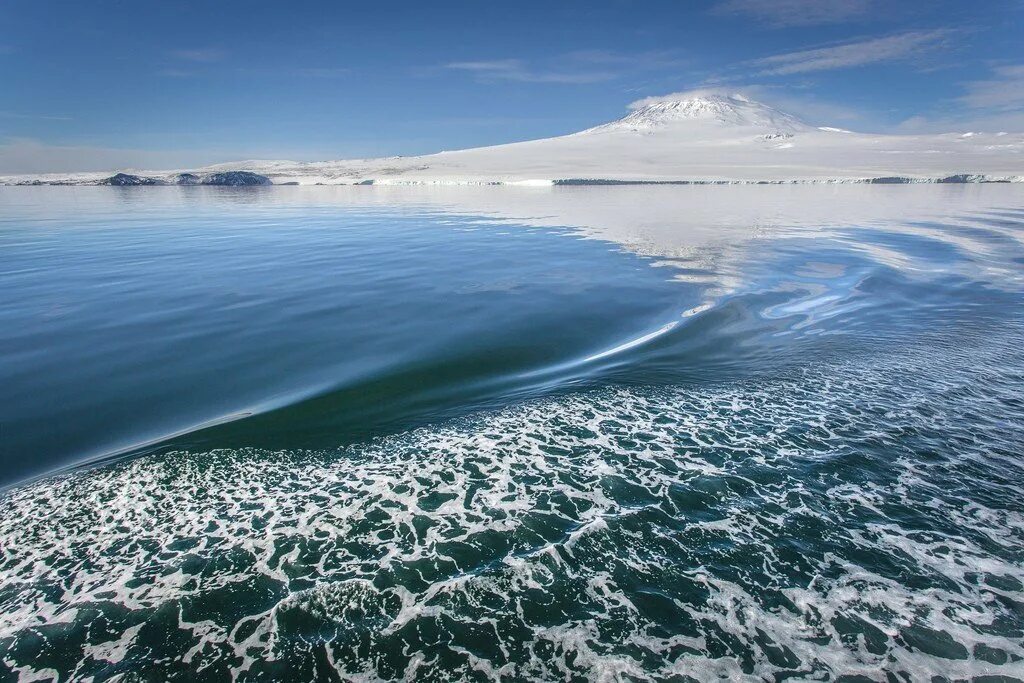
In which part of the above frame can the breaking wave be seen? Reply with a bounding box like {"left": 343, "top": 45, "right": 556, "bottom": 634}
{"left": 2, "top": 337, "right": 1022, "bottom": 681}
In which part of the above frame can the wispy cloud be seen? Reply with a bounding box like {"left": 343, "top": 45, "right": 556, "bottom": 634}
{"left": 169, "top": 48, "right": 226, "bottom": 63}
{"left": 0, "top": 111, "right": 73, "bottom": 122}
{"left": 897, "top": 110, "right": 1024, "bottom": 133}
{"left": 896, "top": 63, "right": 1024, "bottom": 132}
{"left": 158, "top": 47, "right": 228, "bottom": 77}
{"left": 445, "top": 50, "right": 687, "bottom": 85}
{"left": 291, "top": 67, "right": 352, "bottom": 78}
{"left": 751, "top": 30, "right": 952, "bottom": 75}
{"left": 158, "top": 68, "right": 195, "bottom": 78}
{"left": 564, "top": 49, "right": 688, "bottom": 70}
{"left": 408, "top": 115, "right": 569, "bottom": 128}
{"left": 958, "top": 63, "right": 1024, "bottom": 110}
{"left": 712, "top": 0, "right": 873, "bottom": 27}
{"left": 446, "top": 59, "right": 616, "bottom": 84}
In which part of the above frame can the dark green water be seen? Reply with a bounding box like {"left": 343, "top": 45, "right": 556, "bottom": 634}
{"left": 1, "top": 186, "right": 1023, "bottom": 681}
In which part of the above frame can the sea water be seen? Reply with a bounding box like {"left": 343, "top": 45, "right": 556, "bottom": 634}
{"left": 1, "top": 185, "right": 1022, "bottom": 681}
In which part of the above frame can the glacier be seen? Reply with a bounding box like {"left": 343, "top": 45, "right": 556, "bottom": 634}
{"left": 2, "top": 94, "right": 1022, "bottom": 186}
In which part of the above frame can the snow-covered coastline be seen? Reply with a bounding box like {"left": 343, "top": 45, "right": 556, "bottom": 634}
{"left": 4, "top": 94, "right": 1022, "bottom": 186}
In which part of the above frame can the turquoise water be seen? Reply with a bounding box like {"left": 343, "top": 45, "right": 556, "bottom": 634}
{"left": 1, "top": 186, "right": 1023, "bottom": 681}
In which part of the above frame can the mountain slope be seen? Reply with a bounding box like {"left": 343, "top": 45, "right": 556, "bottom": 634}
{"left": 3, "top": 94, "right": 1022, "bottom": 185}
{"left": 576, "top": 93, "right": 810, "bottom": 135}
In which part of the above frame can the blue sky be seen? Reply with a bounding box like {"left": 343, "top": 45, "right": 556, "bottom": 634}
{"left": 1, "top": 0, "right": 1023, "bottom": 172}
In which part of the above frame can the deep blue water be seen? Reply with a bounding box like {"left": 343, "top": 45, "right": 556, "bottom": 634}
{"left": 1, "top": 186, "right": 1023, "bottom": 681}
{"left": 0, "top": 191, "right": 692, "bottom": 484}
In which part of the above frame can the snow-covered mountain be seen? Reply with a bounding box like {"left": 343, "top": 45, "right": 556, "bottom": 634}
{"left": 3, "top": 94, "right": 1022, "bottom": 185}
{"left": 577, "top": 94, "right": 810, "bottom": 135}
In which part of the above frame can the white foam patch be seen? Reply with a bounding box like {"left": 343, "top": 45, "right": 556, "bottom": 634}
{"left": 1, "top": 346, "right": 1023, "bottom": 680}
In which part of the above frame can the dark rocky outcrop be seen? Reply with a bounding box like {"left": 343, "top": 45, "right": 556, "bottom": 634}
{"left": 867, "top": 176, "right": 914, "bottom": 184}
{"left": 96, "top": 170, "right": 271, "bottom": 187}
{"left": 937, "top": 173, "right": 991, "bottom": 183}
{"left": 202, "top": 171, "right": 272, "bottom": 186}
{"left": 101, "top": 173, "right": 164, "bottom": 186}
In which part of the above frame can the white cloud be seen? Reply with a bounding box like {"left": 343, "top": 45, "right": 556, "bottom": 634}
{"left": 897, "top": 110, "right": 1024, "bottom": 134}
{"left": 894, "top": 64, "right": 1024, "bottom": 133}
{"left": 565, "top": 49, "right": 689, "bottom": 70}
{"left": 445, "top": 50, "right": 687, "bottom": 85}
{"left": 752, "top": 30, "right": 951, "bottom": 75}
{"left": 169, "top": 48, "right": 226, "bottom": 63}
{"left": 446, "top": 59, "right": 617, "bottom": 84}
{"left": 0, "top": 111, "right": 73, "bottom": 122}
{"left": 752, "top": 93, "right": 864, "bottom": 124}
{"left": 958, "top": 64, "right": 1024, "bottom": 110}
{"left": 292, "top": 67, "right": 352, "bottom": 78}
{"left": 158, "top": 68, "right": 194, "bottom": 78}
{"left": 713, "top": 0, "right": 873, "bottom": 27}
{"left": 447, "top": 59, "right": 522, "bottom": 74}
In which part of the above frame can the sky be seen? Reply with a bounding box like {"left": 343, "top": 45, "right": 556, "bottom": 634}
{"left": 1, "top": 0, "right": 1023, "bottom": 173}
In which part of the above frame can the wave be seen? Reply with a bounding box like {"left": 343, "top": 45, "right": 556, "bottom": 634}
{"left": 134, "top": 205, "right": 1024, "bottom": 464}
{"left": 1, "top": 334, "right": 1022, "bottom": 680}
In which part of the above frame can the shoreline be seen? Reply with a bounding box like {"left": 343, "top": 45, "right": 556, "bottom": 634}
{"left": 4, "top": 172, "right": 1023, "bottom": 187}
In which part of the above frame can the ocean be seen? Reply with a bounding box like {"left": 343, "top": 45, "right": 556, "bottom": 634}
{"left": 1, "top": 185, "right": 1022, "bottom": 681}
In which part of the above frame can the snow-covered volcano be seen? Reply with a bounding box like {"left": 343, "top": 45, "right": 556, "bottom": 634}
{"left": 3, "top": 93, "right": 1022, "bottom": 185}
{"left": 578, "top": 94, "right": 810, "bottom": 135}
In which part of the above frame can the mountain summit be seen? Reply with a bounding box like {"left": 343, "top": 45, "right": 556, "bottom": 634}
{"left": 578, "top": 93, "right": 809, "bottom": 135}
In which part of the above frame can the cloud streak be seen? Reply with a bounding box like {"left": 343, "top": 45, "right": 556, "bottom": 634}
{"left": 169, "top": 48, "right": 226, "bottom": 63}
{"left": 959, "top": 64, "right": 1024, "bottom": 110}
{"left": 752, "top": 30, "right": 951, "bottom": 75}
{"left": 446, "top": 50, "right": 688, "bottom": 85}
{"left": 445, "top": 59, "right": 616, "bottom": 84}
{"left": 291, "top": 67, "right": 352, "bottom": 78}
{"left": 0, "top": 111, "right": 73, "bottom": 122}
{"left": 712, "top": 0, "right": 873, "bottom": 27}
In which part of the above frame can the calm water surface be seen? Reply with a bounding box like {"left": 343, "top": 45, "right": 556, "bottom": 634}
{"left": 0, "top": 185, "right": 1022, "bottom": 681}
